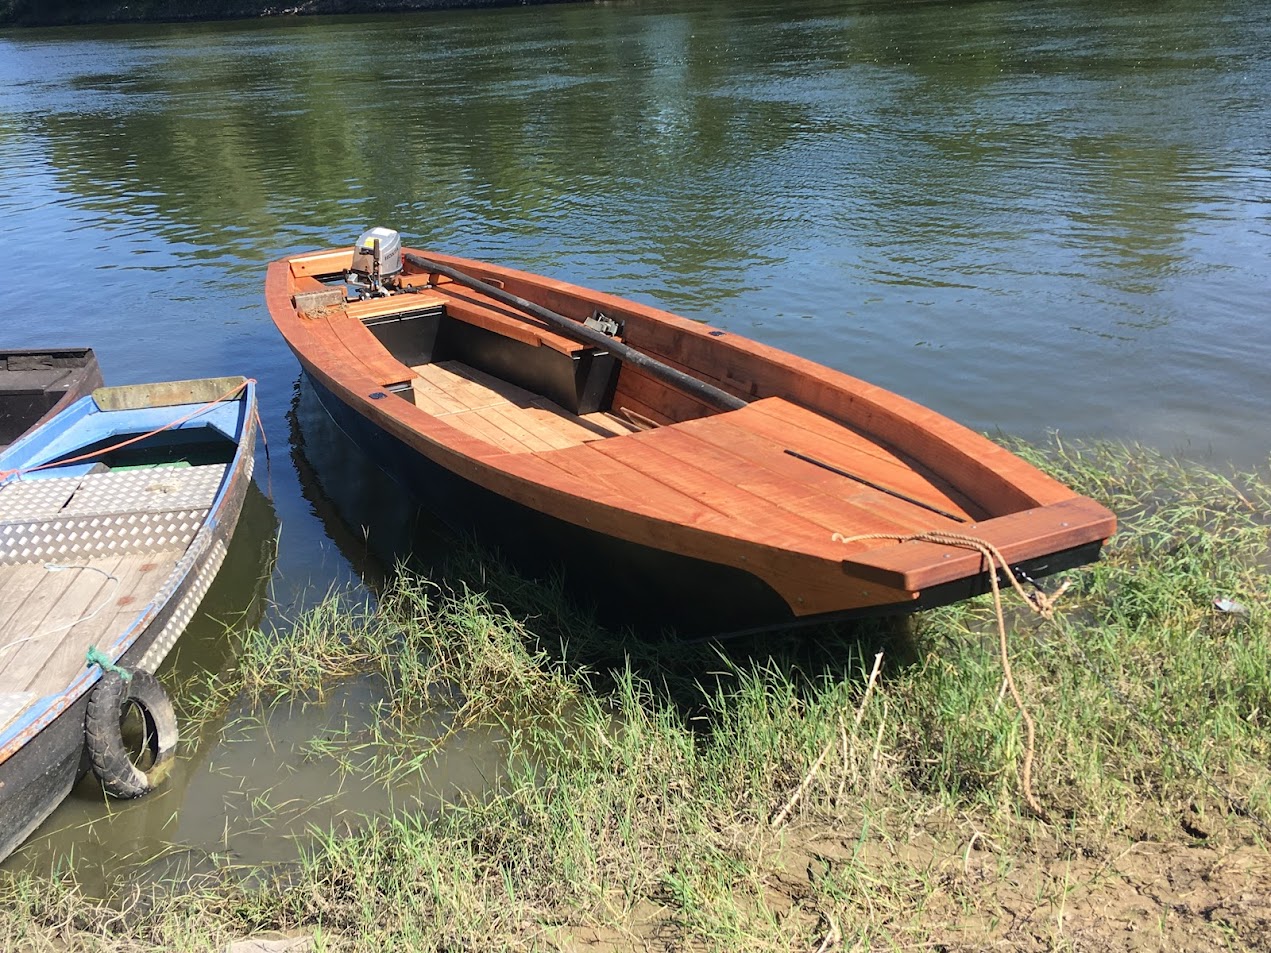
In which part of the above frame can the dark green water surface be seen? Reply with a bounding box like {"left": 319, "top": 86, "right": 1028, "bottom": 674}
{"left": 1, "top": 0, "right": 1268, "bottom": 884}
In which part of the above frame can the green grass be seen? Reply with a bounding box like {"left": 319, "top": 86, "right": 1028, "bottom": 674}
{"left": 2, "top": 438, "right": 1268, "bottom": 951}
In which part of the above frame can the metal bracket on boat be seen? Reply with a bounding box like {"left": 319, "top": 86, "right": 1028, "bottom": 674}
{"left": 584, "top": 311, "right": 622, "bottom": 337}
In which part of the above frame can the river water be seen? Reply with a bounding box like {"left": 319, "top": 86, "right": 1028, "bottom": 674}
{"left": 1, "top": 0, "right": 1268, "bottom": 885}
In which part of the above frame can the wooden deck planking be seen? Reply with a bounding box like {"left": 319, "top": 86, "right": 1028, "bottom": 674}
{"left": 737, "top": 399, "right": 983, "bottom": 520}
{"left": 673, "top": 404, "right": 978, "bottom": 524}
{"left": 484, "top": 405, "right": 572, "bottom": 453}
{"left": 0, "top": 564, "right": 57, "bottom": 640}
{"left": 530, "top": 442, "right": 725, "bottom": 527}
{"left": 11, "top": 557, "right": 128, "bottom": 693}
{"left": 0, "top": 555, "right": 124, "bottom": 692}
{"left": 409, "top": 362, "right": 636, "bottom": 454}
{"left": 639, "top": 424, "right": 958, "bottom": 538}
{"left": 583, "top": 432, "right": 915, "bottom": 543}
{"left": 410, "top": 375, "right": 480, "bottom": 417}
{"left": 22, "top": 551, "right": 179, "bottom": 697}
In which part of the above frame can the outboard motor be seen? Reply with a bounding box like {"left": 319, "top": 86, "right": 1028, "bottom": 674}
{"left": 348, "top": 226, "right": 402, "bottom": 297}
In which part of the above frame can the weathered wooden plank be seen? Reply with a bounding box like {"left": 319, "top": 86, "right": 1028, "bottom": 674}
{"left": 24, "top": 551, "right": 179, "bottom": 695}
{"left": 2, "top": 555, "right": 123, "bottom": 692}
{"left": 0, "top": 565, "right": 57, "bottom": 636}
{"left": 294, "top": 289, "right": 346, "bottom": 314}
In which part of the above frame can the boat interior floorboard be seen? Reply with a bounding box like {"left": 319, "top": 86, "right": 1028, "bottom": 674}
{"left": 410, "top": 361, "right": 640, "bottom": 452}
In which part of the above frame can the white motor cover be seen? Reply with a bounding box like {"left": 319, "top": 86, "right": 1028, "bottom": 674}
{"left": 351, "top": 227, "right": 402, "bottom": 278}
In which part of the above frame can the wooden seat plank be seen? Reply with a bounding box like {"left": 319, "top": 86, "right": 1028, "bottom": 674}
{"left": 440, "top": 290, "right": 594, "bottom": 356}
{"left": 344, "top": 290, "right": 447, "bottom": 322}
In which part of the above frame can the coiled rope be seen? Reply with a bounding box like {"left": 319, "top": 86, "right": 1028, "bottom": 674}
{"left": 832, "top": 530, "right": 1069, "bottom": 817}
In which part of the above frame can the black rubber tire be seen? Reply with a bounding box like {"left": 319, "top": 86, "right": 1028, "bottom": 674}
{"left": 85, "top": 670, "right": 179, "bottom": 799}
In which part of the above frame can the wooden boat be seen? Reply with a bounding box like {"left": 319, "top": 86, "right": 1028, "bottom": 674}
{"left": 0, "top": 348, "right": 103, "bottom": 451}
{"left": 0, "top": 377, "right": 257, "bottom": 863}
{"left": 267, "top": 231, "right": 1115, "bottom": 632}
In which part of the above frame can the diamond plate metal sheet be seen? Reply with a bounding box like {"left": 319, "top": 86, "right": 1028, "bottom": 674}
{"left": 140, "top": 536, "right": 229, "bottom": 672}
{"left": 0, "top": 478, "right": 78, "bottom": 522}
{"left": 63, "top": 465, "right": 227, "bottom": 516}
{"left": 0, "top": 465, "right": 226, "bottom": 526}
{"left": 0, "top": 509, "right": 205, "bottom": 564}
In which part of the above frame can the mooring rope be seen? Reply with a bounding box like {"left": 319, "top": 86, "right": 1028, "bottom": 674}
{"left": 832, "top": 529, "right": 1068, "bottom": 817}
{"left": 85, "top": 644, "right": 132, "bottom": 682}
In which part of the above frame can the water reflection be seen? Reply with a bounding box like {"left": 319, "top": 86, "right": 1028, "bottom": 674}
{"left": 286, "top": 375, "right": 439, "bottom": 589}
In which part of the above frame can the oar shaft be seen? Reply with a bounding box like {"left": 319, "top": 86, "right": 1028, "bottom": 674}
{"left": 404, "top": 253, "right": 748, "bottom": 413}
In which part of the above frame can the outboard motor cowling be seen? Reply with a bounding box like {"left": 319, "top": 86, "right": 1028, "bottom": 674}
{"left": 348, "top": 226, "right": 402, "bottom": 296}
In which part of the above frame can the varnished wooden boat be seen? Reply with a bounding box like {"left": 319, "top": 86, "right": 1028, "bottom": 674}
{"left": 0, "top": 348, "right": 103, "bottom": 451}
{"left": 0, "top": 377, "right": 257, "bottom": 863}
{"left": 267, "top": 235, "right": 1115, "bottom": 632}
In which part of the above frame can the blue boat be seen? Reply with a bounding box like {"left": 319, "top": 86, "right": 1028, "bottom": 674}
{"left": 0, "top": 376, "right": 257, "bottom": 863}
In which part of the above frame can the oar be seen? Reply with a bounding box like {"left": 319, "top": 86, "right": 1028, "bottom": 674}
{"left": 403, "top": 252, "right": 748, "bottom": 413}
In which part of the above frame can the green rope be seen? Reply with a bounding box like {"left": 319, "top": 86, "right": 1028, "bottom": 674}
{"left": 85, "top": 645, "right": 131, "bottom": 682}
